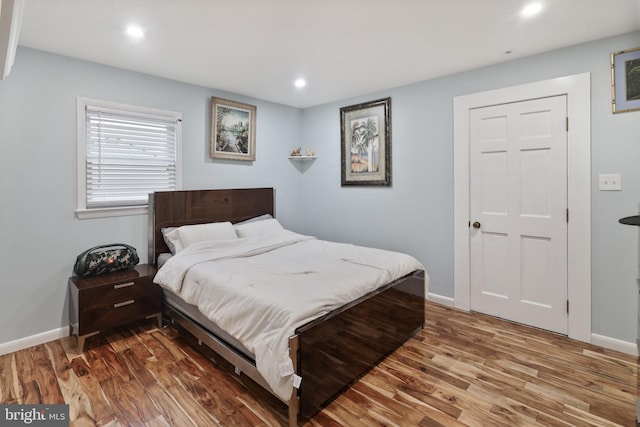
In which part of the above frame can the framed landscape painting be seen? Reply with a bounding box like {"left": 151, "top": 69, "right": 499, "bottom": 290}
{"left": 210, "top": 97, "right": 256, "bottom": 160}
{"left": 340, "top": 97, "right": 391, "bottom": 186}
{"left": 611, "top": 47, "right": 640, "bottom": 113}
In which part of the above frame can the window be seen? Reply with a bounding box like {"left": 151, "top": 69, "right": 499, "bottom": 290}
{"left": 76, "top": 98, "right": 182, "bottom": 219}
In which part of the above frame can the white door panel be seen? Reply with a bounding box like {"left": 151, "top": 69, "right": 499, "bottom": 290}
{"left": 470, "top": 96, "right": 568, "bottom": 334}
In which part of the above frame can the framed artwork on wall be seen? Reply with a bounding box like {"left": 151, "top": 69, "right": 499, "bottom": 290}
{"left": 340, "top": 97, "right": 391, "bottom": 186}
{"left": 210, "top": 97, "right": 257, "bottom": 160}
{"left": 611, "top": 47, "right": 640, "bottom": 113}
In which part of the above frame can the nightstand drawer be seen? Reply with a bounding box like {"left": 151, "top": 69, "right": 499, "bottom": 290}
{"left": 79, "top": 276, "right": 157, "bottom": 311}
{"left": 78, "top": 295, "right": 160, "bottom": 335}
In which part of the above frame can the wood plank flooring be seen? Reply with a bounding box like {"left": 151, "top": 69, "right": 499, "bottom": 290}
{"left": 0, "top": 301, "right": 636, "bottom": 426}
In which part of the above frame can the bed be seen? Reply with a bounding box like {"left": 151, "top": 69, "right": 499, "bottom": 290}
{"left": 148, "top": 188, "right": 427, "bottom": 425}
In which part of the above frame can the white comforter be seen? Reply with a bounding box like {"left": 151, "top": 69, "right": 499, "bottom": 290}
{"left": 153, "top": 229, "right": 424, "bottom": 401}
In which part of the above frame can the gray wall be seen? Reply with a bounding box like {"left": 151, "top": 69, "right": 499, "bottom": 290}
{"left": 0, "top": 48, "right": 304, "bottom": 345}
{"left": 299, "top": 31, "right": 640, "bottom": 343}
{"left": 1, "top": 31, "right": 639, "bottom": 348}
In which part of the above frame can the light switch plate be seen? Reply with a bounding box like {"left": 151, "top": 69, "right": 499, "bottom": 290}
{"left": 598, "top": 173, "right": 622, "bottom": 191}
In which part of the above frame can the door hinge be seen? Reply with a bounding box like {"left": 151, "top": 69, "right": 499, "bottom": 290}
{"left": 566, "top": 300, "right": 569, "bottom": 314}
{"left": 566, "top": 117, "right": 569, "bottom": 131}
{"left": 566, "top": 208, "right": 569, "bottom": 223}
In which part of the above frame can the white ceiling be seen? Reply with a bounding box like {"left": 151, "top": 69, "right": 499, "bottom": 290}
{"left": 16, "top": 0, "right": 640, "bottom": 108}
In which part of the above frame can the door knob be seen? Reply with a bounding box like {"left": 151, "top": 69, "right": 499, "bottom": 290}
{"left": 472, "top": 221, "right": 481, "bottom": 229}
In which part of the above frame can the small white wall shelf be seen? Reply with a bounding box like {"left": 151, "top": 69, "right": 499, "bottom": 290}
{"left": 288, "top": 156, "right": 316, "bottom": 160}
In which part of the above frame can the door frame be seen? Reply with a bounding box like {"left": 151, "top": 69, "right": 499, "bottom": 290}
{"left": 453, "top": 73, "right": 591, "bottom": 343}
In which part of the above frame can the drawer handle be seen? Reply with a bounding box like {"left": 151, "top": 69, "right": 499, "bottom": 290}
{"left": 114, "top": 282, "right": 135, "bottom": 289}
{"left": 113, "top": 300, "right": 135, "bottom": 308}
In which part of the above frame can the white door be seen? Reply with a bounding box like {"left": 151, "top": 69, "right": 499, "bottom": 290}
{"left": 469, "top": 95, "right": 568, "bottom": 334}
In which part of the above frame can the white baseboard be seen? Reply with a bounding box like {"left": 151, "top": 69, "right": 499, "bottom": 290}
{"left": 591, "top": 333, "right": 638, "bottom": 356}
{"left": 3, "top": 319, "right": 636, "bottom": 360}
{"left": 429, "top": 293, "right": 637, "bottom": 357}
{"left": 427, "top": 292, "right": 455, "bottom": 307}
{"left": 0, "top": 327, "right": 70, "bottom": 356}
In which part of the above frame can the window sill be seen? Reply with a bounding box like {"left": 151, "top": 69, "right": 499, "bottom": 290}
{"left": 75, "top": 205, "right": 149, "bottom": 219}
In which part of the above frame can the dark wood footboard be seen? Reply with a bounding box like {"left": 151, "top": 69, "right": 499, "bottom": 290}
{"left": 294, "top": 270, "right": 425, "bottom": 421}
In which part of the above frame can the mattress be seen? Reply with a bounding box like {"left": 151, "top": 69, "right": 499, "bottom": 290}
{"left": 157, "top": 252, "right": 172, "bottom": 268}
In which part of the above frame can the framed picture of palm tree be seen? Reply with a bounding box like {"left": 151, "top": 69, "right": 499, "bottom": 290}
{"left": 611, "top": 47, "right": 640, "bottom": 113}
{"left": 340, "top": 97, "right": 391, "bottom": 186}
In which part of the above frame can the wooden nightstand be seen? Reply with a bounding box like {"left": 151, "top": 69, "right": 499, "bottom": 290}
{"left": 69, "top": 264, "right": 161, "bottom": 350}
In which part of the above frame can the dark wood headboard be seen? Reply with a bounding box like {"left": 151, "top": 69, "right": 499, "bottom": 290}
{"left": 148, "top": 188, "right": 275, "bottom": 265}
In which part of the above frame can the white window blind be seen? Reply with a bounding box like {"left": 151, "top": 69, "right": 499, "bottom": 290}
{"left": 77, "top": 98, "right": 182, "bottom": 218}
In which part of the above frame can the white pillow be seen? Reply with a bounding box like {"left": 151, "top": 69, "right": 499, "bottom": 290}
{"left": 167, "top": 221, "right": 238, "bottom": 253}
{"left": 161, "top": 227, "right": 178, "bottom": 254}
{"left": 163, "top": 227, "right": 183, "bottom": 253}
{"left": 235, "top": 218, "right": 284, "bottom": 238}
{"left": 234, "top": 213, "right": 273, "bottom": 227}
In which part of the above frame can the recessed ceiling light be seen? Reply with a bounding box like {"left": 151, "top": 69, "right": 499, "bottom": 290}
{"left": 294, "top": 78, "right": 307, "bottom": 88}
{"left": 521, "top": 2, "right": 543, "bottom": 17}
{"left": 125, "top": 24, "right": 145, "bottom": 40}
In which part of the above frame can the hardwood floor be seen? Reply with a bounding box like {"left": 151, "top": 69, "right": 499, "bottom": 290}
{"left": 0, "top": 301, "right": 636, "bottom": 426}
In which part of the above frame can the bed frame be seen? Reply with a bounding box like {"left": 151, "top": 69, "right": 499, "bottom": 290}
{"left": 148, "top": 188, "right": 425, "bottom": 425}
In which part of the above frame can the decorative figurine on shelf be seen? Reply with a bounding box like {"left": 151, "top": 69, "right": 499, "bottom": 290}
{"left": 306, "top": 148, "right": 314, "bottom": 157}
{"left": 290, "top": 147, "right": 302, "bottom": 156}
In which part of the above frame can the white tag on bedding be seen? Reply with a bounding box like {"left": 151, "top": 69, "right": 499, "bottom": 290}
{"left": 293, "top": 374, "right": 302, "bottom": 389}
{"left": 279, "top": 360, "right": 294, "bottom": 377}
